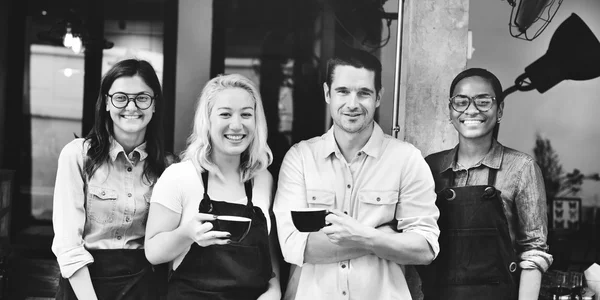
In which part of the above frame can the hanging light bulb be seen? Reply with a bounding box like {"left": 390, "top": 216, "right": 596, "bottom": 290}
{"left": 71, "top": 36, "right": 82, "bottom": 54}
{"left": 63, "top": 24, "right": 74, "bottom": 48}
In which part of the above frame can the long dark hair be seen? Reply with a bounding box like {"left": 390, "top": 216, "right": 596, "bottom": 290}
{"left": 84, "top": 59, "right": 166, "bottom": 184}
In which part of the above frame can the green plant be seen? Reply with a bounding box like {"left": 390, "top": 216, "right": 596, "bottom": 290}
{"left": 533, "top": 134, "right": 600, "bottom": 204}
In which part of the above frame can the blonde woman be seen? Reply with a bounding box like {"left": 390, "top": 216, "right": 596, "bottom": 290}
{"left": 145, "top": 74, "right": 280, "bottom": 300}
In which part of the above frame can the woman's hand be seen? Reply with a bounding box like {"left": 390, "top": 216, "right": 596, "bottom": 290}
{"left": 184, "top": 213, "right": 231, "bottom": 247}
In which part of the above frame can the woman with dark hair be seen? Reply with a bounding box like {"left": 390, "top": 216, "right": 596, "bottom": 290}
{"left": 419, "top": 68, "right": 552, "bottom": 300}
{"left": 52, "top": 59, "right": 168, "bottom": 300}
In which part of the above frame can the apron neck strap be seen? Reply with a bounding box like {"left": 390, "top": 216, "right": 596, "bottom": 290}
{"left": 244, "top": 179, "right": 253, "bottom": 206}
{"left": 201, "top": 171, "right": 209, "bottom": 198}
{"left": 447, "top": 169, "right": 455, "bottom": 188}
{"left": 487, "top": 168, "right": 498, "bottom": 186}
{"left": 201, "top": 171, "right": 254, "bottom": 208}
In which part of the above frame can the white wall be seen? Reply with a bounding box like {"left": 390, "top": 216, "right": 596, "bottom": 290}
{"left": 469, "top": 0, "right": 600, "bottom": 206}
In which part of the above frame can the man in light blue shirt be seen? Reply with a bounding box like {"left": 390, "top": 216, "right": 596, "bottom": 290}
{"left": 274, "top": 49, "right": 440, "bottom": 300}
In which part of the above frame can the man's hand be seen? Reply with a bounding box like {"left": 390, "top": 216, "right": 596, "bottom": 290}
{"left": 321, "top": 209, "right": 375, "bottom": 249}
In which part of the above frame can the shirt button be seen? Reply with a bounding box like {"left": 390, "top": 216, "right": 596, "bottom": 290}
{"left": 341, "top": 264, "right": 346, "bottom": 268}
{"left": 346, "top": 184, "right": 351, "bottom": 189}
{"left": 127, "top": 167, "right": 132, "bottom": 172}
{"left": 376, "top": 197, "right": 381, "bottom": 202}
{"left": 312, "top": 196, "right": 316, "bottom": 200}
{"left": 357, "top": 152, "right": 362, "bottom": 156}
{"left": 342, "top": 291, "right": 347, "bottom": 296}
{"left": 101, "top": 191, "right": 106, "bottom": 196}
{"left": 117, "top": 236, "right": 122, "bottom": 240}
{"left": 127, "top": 193, "right": 132, "bottom": 197}
{"left": 126, "top": 217, "right": 131, "bottom": 222}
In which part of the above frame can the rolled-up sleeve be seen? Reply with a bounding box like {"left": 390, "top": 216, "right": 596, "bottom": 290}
{"left": 273, "top": 145, "right": 310, "bottom": 266}
{"left": 51, "top": 140, "right": 94, "bottom": 278}
{"left": 515, "top": 159, "right": 553, "bottom": 272}
{"left": 396, "top": 148, "right": 440, "bottom": 259}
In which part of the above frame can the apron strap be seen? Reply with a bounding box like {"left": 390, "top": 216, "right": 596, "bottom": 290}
{"left": 244, "top": 179, "right": 253, "bottom": 206}
{"left": 198, "top": 171, "right": 254, "bottom": 213}
{"left": 487, "top": 168, "right": 498, "bottom": 186}
{"left": 201, "top": 171, "right": 209, "bottom": 196}
{"left": 447, "top": 169, "right": 455, "bottom": 188}
{"left": 199, "top": 171, "right": 212, "bottom": 213}
{"left": 243, "top": 179, "right": 255, "bottom": 218}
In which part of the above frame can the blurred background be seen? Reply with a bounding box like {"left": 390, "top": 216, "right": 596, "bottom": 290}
{"left": 0, "top": 0, "right": 598, "bottom": 299}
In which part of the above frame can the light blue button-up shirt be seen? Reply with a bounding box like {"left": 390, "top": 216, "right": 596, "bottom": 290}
{"left": 52, "top": 138, "right": 154, "bottom": 278}
{"left": 274, "top": 123, "right": 440, "bottom": 300}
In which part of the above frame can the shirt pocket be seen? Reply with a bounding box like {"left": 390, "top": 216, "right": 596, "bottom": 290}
{"left": 87, "top": 185, "right": 118, "bottom": 224}
{"left": 306, "top": 190, "right": 335, "bottom": 209}
{"left": 357, "top": 190, "right": 398, "bottom": 225}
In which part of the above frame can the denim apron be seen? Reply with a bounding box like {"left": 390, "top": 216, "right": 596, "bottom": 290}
{"left": 420, "top": 168, "right": 519, "bottom": 300}
{"left": 167, "top": 171, "right": 272, "bottom": 300}
{"left": 55, "top": 249, "right": 165, "bottom": 300}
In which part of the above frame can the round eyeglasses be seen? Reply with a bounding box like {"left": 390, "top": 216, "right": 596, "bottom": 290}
{"left": 107, "top": 92, "right": 155, "bottom": 110}
{"left": 449, "top": 94, "right": 496, "bottom": 113}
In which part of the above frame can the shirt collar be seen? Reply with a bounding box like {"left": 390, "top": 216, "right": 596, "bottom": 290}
{"left": 109, "top": 138, "right": 148, "bottom": 162}
{"left": 320, "top": 123, "right": 385, "bottom": 159}
{"left": 439, "top": 139, "right": 504, "bottom": 173}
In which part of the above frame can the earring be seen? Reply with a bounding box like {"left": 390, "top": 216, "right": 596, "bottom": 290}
{"left": 497, "top": 118, "right": 502, "bottom": 124}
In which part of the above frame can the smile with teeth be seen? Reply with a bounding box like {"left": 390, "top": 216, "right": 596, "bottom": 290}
{"left": 461, "top": 119, "right": 484, "bottom": 125}
{"left": 225, "top": 134, "right": 245, "bottom": 141}
{"left": 121, "top": 115, "right": 142, "bottom": 119}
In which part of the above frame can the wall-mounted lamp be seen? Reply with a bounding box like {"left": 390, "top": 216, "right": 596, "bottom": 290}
{"left": 503, "top": 13, "right": 600, "bottom": 97}
{"left": 494, "top": 13, "right": 600, "bottom": 138}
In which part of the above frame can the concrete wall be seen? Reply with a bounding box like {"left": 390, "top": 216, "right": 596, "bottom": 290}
{"left": 401, "top": 0, "right": 468, "bottom": 156}
{"left": 379, "top": 0, "right": 468, "bottom": 157}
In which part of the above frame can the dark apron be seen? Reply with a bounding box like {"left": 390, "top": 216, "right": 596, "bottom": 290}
{"left": 167, "top": 171, "right": 272, "bottom": 300}
{"left": 56, "top": 249, "right": 165, "bottom": 300}
{"left": 420, "top": 168, "right": 519, "bottom": 300}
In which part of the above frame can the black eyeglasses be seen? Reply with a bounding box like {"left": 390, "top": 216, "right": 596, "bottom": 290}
{"left": 107, "top": 92, "right": 155, "bottom": 110}
{"left": 449, "top": 94, "right": 496, "bottom": 113}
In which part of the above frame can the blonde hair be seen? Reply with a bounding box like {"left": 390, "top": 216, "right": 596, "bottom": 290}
{"left": 181, "top": 74, "right": 272, "bottom": 182}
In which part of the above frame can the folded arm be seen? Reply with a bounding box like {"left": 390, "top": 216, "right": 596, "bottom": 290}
{"left": 273, "top": 146, "right": 371, "bottom": 266}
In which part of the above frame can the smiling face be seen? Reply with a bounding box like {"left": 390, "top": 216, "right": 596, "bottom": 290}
{"left": 209, "top": 88, "right": 256, "bottom": 159}
{"left": 106, "top": 75, "right": 155, "bottom": 142}
{"left": 324, "top": 65, "right": 381, "bottom": 135}
{"left": 450, "top": 76, "right": 504, "bottom": 142}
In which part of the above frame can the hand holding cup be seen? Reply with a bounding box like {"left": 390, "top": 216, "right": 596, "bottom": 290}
{"left": 185, "top": 213, "right": 231, "bottom": 247}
